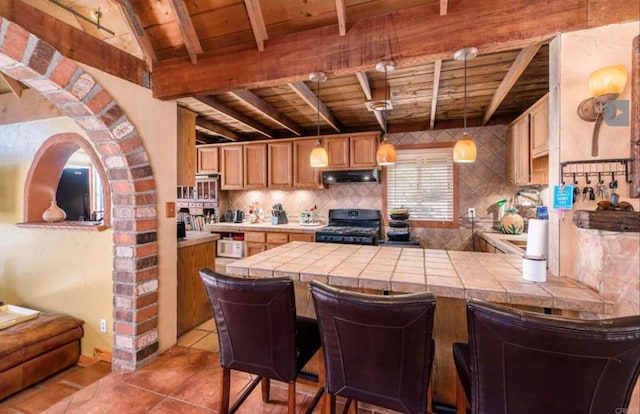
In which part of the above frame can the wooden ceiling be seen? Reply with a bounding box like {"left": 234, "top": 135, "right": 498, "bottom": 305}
{"left": 0, "top": 0, "right": 637, "bottom": 143}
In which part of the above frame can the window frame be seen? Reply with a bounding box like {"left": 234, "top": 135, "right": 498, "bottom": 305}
{"left": 382, "top": 142, "right": 459, "bottom": 229}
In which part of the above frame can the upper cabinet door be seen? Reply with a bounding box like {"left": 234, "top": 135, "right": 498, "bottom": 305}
{"left": 176, "top": 107, "right": 196, "bottom": 187}
{"left": 220, "top": 145, "right": 244, "bottom": 190}
{"left": 325, "top": 136, "right": 349, "bottom": 169}
{"left": 350, "top": 134, "right": 378, "bottom": 168}
{"left": 530, "top": 94, "right": 549, "bottom": 158}
{"left": 196, "top": 146, "right": 219, "bottom": 175}
{"left": 268, "top": 141, "right": 293, "bottom": 188}
{"left": 244, "top": 143, "right": 268, "bottom": 189}
{"left": 293, "top": 139, "right": 322, "bottom": 188}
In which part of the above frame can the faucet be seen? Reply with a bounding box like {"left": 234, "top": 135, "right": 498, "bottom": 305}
{"left": 512, "top": 185, "right": 542, "bottom": 207}
{"left": 91, "top": 210, "right": 104, "bottom": 222}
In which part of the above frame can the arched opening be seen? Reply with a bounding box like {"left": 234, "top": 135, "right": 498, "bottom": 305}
{"left": 24, "top": 133, "right": 111, "bottom": 227}
{"left": 0, "top": 18, "right": 158, "bottom": 370}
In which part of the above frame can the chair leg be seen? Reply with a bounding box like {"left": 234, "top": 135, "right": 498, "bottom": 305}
{"left": 426, "top": 382, "right": 433, "bottom": 414}
{"left": 288, "top": 382, "right": 296, "bottom": 414}
{"left": 219, "top": 367, "right": 231, "bottom": 414}
{"left": 343, "top": 399, "right": 356, "bottom": 414}
{"left": 261, "top": 377, "right": 270, "bottom": 402}
{"left": 456, "top": 374, "right": 467, "bottom": 414}
{"left": 324, "top": 393, "right": 336, "bottom": 414}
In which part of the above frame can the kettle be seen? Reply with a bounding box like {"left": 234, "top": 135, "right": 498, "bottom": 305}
{"left": 233, "top": 210, "right": 244, "bottom": 223}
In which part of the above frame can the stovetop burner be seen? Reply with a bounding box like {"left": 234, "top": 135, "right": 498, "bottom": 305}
{"left": 315, "top": 209, "right": 382, "bottom": 245}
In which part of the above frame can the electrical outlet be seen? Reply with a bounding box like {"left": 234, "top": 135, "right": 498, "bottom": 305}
{"left": 100, "top": 319, "right": 107, "bottom": 333}
{"left": 468, "top": 208, "right": 476, "bottom": 218}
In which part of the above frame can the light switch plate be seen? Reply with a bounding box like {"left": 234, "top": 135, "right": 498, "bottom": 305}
{"left": 166, "top": 202, "right": 176, "bottom": 218}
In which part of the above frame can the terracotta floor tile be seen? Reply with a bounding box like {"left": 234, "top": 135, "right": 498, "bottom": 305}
{"left": 57, "top": 361, "right": 113, "bottom": 388}
{"left": 65, "top": 382, "right": 164, "bottom": 414}
{"left": 190, "top": 333, "right": 219, "bottom": 353}
{"left": 169, "top": 366, "right": 252, "bottom": 410}
{"left": 177, "top": 329, "right": 210, "bottom": 347}
{"left": 196, "top": 319, "right": 216, "bottom": 332}
{"left": 9, "top": 382, "right": 79, "bottom": 414}
{"left": 147, "top": 398, "right": 215, "bottom": 413}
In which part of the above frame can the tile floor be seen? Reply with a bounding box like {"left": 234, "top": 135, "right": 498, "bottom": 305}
{"left": 1, "top": 318, "right": 440, "bottom": 414}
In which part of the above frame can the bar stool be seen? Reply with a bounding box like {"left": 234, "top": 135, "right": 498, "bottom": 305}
{"left": 199, "top": 268, "right": 324, "bottom": 414}
{"left": 453, "top": 299, "right": 640, "bottom": 414}
{"left": 309, "top": 280, "right": 437, "bottom": 414}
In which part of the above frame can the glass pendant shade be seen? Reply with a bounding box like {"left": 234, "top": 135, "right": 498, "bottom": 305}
{"left": 376, "top": 136, "right": 397, "bottom": 165}
{"left": 452, "top": 132, "right": 477, "bottom": 163}
{"left": 310, "top": 140, "right": 328, "bottom": 168}
{"left": 589, "top": 65, "right": 627, "bottom": 97}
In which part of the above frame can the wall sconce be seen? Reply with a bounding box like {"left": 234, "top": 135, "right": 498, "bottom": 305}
{"left": 577, "top": 65, "right": 628, "bottom": 157}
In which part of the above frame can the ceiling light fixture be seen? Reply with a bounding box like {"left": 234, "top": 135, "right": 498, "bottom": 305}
{"left": 453, "top": 47, "right": 478, "bottom": 163}
{"left": 47, "top": 0, "right": 115, "bottom": 36}
{"left": 375, "top": 60, "right": 397, "bottom": 166}
{"left": 309, "top": 71, "right": 329, "bottom": 168}
{"left": 577, "top": 65, "right": 628, "bottom": 156}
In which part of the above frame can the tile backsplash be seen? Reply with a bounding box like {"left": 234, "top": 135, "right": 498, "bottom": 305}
{"left": 224, "top": 125, "right": 517, "bottom": 251}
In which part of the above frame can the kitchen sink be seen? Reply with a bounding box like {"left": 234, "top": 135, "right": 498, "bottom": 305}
{"left": 505, "top": 239, "right": 527, "bottom": 247}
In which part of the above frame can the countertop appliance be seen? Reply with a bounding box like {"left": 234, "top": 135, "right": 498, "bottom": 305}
{"left": 315, "top": 209, "right": 381, "bottom": 245}
{"left": 217, "top": 239, "right": 245, "bottom": 259}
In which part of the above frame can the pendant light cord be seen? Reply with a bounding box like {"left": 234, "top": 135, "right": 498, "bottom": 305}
{"left": 463, "top": 52, "right": 468, "bottom": 130}
{"left": 384, "top": 65, "right": 389, "bottom": 134}
{"left": 316, "top": 79, "right": 321, "bottom": 140}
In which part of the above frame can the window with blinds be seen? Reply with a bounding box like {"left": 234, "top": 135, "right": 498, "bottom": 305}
{"left": 386, "top": 146, "right": 455, "bottom": 222}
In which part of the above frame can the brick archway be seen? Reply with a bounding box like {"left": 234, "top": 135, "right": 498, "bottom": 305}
{"left": 0, "top": 19, "right": 158, "bottom": 370}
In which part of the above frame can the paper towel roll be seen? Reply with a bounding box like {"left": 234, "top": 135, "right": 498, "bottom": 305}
{"left": 522, "top": 256, "right": 547, "bottom": 282}
{"left": 526, "top": 218, "right": 548, "bottom": 258}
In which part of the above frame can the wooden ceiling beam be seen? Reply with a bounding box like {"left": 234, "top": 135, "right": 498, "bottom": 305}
{"left": 196, "top": 117, "right": 240, "bottom": 141}
{"left": 243, "top": 0, "right": 268, "bottom": 51}
{"left": 482, "top": 43, "right": 542, "bottom": 125}
{"left": 1, "top": 72, "right": 25, "bottom": 98}
{"left": 229, "top": 89, "right": 303, "bottom": 135}
{"left": 114, "top": 0, "right": 156, "bottom": 71}
{"left": 335, "top": 0, "right": 347, "bottom": 36}
{"left": 152, "top": 0, "right": 608, "bottom": 99}
{"left": 429, "top": 60, "right": 442, "bottom": 130}
{"left": 0, "top": 0, "right": 146, "bottom": 86}
{"left": 355, "top": 72, "right": 385, "bottom": 130}
{"left": 167, "top": 0, "right": 203, "bottom": 64}
{"left": 440, "top": 0, "right": 448, "bottom": 16}
{"left": 194, "top": 95, "right": 275, "bottom": 138}
{"left": 288, "top": 81, "right": 342, "bottom": 132}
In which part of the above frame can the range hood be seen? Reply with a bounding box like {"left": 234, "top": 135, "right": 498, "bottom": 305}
{"left": 322, "top": 169, "right": 380, "bottom": 184}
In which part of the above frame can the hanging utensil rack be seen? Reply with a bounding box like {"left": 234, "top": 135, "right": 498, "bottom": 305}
{"left": 560, "top": 158, "right": 633, "bottom": 185}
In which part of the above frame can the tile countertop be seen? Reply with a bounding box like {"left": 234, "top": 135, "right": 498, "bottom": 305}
{"left": 226, "top": 241, "right": 611, "bottom": 315}
{"left": 206, "top": 221, "right": 326, "bottom": 233}
{"left": 177, "top": 231, "right": 220, "bottom": 248}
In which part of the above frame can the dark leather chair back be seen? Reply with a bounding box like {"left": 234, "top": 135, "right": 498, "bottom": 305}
{"left": 466, "top": 299, "right": 640, "bottom": 414}
{"left": 310, "top": 281, "right": 436, "bottom": 414}
{"left": 200, "top": 268, "right": 297, "bottom": 383}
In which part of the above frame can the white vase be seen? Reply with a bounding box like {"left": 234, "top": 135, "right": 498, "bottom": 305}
{"left": 42, "top": 200, "right": 66, "bottom": 223}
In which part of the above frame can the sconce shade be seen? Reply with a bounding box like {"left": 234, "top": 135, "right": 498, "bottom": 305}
{"left": 310, "top": 141, "right": 328, "bottom": 168}
{"left": 376, "top": 136, "right": 397, "bottom": 165}
{"left": 453, "top": 132, "right": 477, "bottom": 163}
{"left": 589, "top": 65, "right": 627, "bottom": 97}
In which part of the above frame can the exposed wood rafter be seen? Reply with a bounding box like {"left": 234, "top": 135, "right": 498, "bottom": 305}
{"left": 355, "top": 72, "right": 384, "bottom": 130}
{"left": 243, "top": 0, "right": 268, "bottom": 51}
{"left": 167, "top": 0, "right": 203, "bottom": 64}
{"left": 288, "top": 81, "right": 342, "bottom": 132}
{"left": 194, "top": 95, "right": 274, "bottom": 138}
{"left": 482, "top": 43, "right": 542, "bottom": 125}
{"left": 196, "top": 117, "right": 240, "bottom": 141}
{"left": 440, "top": 0, "right": 448, "bottom": 16}
{"left": 114, "top": 0, "right": 157, "bottom": 71}
{"left": 0, "top": 73, "right": 25, "bottom": 98}
{"left": 429, "top": 60, "right": 442, "bottom": 129}
{"left": 335, "top": 0, "right": 347, "bottom": 36}
{"left": 229, "top": 89, "right": 303, "bottom": 136}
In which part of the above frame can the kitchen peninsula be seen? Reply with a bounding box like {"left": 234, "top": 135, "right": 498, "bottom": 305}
{"left": 225, "top": 241, "right": 610, "bottom": 405}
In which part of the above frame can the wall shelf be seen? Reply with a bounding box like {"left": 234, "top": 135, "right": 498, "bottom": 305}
{"left": 560, "top": 158, "right": 633, "bottom": 185}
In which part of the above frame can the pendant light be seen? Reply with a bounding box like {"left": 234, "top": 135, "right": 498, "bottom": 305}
{"left": 375, "top": 61, "right": 397, "bottom": 166}
{"left": 453, "top": 47, "right": 478, "bottom": 163}
{"left": 309, "top": 72, "right": 329, "bottom": 168}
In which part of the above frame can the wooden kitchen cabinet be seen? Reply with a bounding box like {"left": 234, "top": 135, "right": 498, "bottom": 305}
{"left": 243, "top": 231, "right": 315, "bottom": 255}
{"left": 177, "top": 107, "right": 196, "bottom": 187}
{"left": 244, "top": 143, "right": 268, "bottom": 189}
{"left": 245, "top": 231, "right": 267, "bottom": 256}
{"left": 289, "top": 233, "right": 314, "bottom": 242}
{"left": 293, "top": 139, "right": 322, "bottom": 188}
{"left": 266, "top": 232, "right": 289, "bottom": 249}
{"left": 325, "top": 136, "right": 350, "bottom": 169}
{"left": 177, "top": 240, "right": 215, "bottom": 336}
{"left": 529, "top": 94, "right": 549, "bottom": 158}
{"left": 196, "top": 145, "right": 219, "bottom": 175}
{"left": 349, "top": 134, "right": 378, "bottom": 168}
{"left": 268, "top": 141, "right": 293, "bottom": 188}
{"left": 507, "top": 115, "right": 530, "bottom": 185}
{"left": 220, "top": 145, "right": 244, "bottom": 190}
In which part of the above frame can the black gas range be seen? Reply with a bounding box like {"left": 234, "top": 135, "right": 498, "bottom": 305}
{"left": 315, "top": 209, "right": 381, "bottom": 245}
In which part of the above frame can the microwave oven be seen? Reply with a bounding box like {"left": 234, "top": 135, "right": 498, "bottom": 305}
{"left": 217, "top": 239, "right": 245, "bottom": 259}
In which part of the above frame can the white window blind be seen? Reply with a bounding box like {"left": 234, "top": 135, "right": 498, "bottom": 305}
{"left": 386, "top": 147, "right": 455, "bottom": 222}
